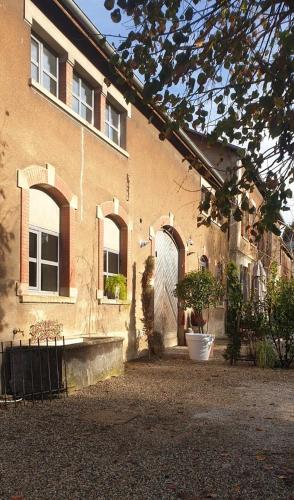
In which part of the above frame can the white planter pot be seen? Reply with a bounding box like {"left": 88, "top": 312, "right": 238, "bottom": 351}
{"left": 186, "top": 331, "right": 214, "bottom": 361}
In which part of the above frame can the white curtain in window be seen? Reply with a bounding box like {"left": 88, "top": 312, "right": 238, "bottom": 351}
{"left": 104, "top": 217, "right": 120, "bottom": 252}
{"left": 29, "top": 188, "right": 60, "bottom": 232}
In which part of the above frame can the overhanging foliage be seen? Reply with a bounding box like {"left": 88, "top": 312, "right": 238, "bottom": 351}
{"left": 104, "top": 0, "right": 294, "bottom": 234}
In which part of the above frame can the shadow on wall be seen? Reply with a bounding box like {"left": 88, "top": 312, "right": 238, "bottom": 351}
{"left": 76, "top": 232, "right": 99, "bottom": 337}
{"left": 0, "top": 112, "right": 15, "bottom": 335}
{"left": 76, "top": 249, "right": 138, "bottom": 359}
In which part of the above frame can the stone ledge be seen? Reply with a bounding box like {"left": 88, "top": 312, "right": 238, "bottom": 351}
{"left": 97, "top": 298, "right": 131, "bottom": 306}
{"left": 64, "top": 336, "right": 124, "bottom": 392}
{"left": 19, "top": 294, "right": 76, "bottom": 304}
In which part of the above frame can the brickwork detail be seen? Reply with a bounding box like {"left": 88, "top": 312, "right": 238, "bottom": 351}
{"left": 59, "top": 59, "right": 74, "bottom": 107}
{"left": 94, "top": 88, "right": 106, "bottom": 132}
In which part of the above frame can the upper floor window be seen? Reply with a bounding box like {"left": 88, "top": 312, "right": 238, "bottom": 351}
{"left": 240, "top": 264, "right": 251, "bottom": 301}
{"left": 241, "top": 197, "right": 256, "bottom": 241}
{"left": 31, "top": 35, "right": 58, "bottom": 97}
{"left": 29, "top": 188, "right": 60, "bottom": 293}
{"left": 105, "top": 102, "right": 121, "bottom": 146}
{"left": 72, "top": 73, "right": 93, "bottom": 124}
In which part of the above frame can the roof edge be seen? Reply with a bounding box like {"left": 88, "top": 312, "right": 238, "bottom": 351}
{"left": 58, "top": 0, "right": 224, "bottom": 186}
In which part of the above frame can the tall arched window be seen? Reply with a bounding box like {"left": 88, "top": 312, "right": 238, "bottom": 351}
{"left": 96, "top": 199, "right": 130, "bottom": 301}
{"left": 18, "top": 164, "right": 77, "bottom": 299}
{"left": 200, "top": 255, "right": 209, "bottom": 271}
{"left": 29, "top": 188, "right": 60, "bottom": 292}
{"left": 103, "top": 216, "right": 120, "bottom": 288}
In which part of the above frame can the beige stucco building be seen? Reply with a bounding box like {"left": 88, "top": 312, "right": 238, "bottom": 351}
{"left": 0, "top": 0, "right": 291, "bottom": 360}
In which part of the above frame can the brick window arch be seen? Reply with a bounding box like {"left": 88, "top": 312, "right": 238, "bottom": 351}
{"left": 17, "top": 164, "right": 78, "bottom": 298}
{"left": 96, "top": 199, "right": 131, "bottom": 300}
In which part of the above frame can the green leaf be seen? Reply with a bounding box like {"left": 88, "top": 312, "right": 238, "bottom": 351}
{"left": 185, "top": 7, "right": 193, "bottom": 21}
{"left": 111, "top": 8, "right": 122, "bottom": 23}
{"left": 214, "top": 95, "right": 223, "bottom": 104}
{"left": 274, "top": 97, "right": 284, "bottom": 109}
{"left": 233, "top": 206, "right": 243, "bottom": 221}
{"left": 217, "top": 103, "right": 225, "bottom": 114}
{"left": 197, "top": 72, "right": 207, "bottom": 85}
{"left": 104, "top": 0, "right": 115, "bottom": 10}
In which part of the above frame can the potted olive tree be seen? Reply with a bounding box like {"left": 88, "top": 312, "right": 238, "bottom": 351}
{"left": 175, "top": 270, "right": 223, "bottom": 361}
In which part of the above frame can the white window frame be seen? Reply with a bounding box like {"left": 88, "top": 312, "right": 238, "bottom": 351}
{"left": 241, "top": 196, "right": 257, "bottom": 242}
{"left": 200, "top": 177, "right": 213, "bottom": 218}
{"left": 31, "top": 34, "right": 59, "bottom": 97}
{"left": 200, "top": 184, "right": 211, "bottom": 217}
{"left": 240, "top": 264, "right": 250, "bottom": 301}
{"left": 72, "top": 73, "right": 94, "bottom": 124}
{"left": 105, "top": 102, "right": 121, "bottom": 146}
{"left": 29, "top": 225, "right": 59, "bottom": 294}
{"left": 103, "top": 247, "right": 120, "bottom": 279}
{"left": 200, "top": 177, "right": 224, "bottom": 227}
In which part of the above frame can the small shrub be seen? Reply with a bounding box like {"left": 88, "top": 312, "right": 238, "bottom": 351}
{"left": 151, "top": 330, "right": 165, "bottom": 357}
{"left": 105, "top": 274, "right": 127, "bottom": 300}
{"left": 255, "top": 340, "right": 277, "bottom": 369}
{"left": 266, "top": 263, "right": 294, "bottom": 368}
{"left": 224, "top": 262, "right": 243, "bottom": 364}
{"left": 141, "top": 256, "right": 162, "bottom": 357}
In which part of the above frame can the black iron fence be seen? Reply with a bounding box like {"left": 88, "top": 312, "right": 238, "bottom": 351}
{"left": 0, "top": 337, "right": 68, "bottom": 406}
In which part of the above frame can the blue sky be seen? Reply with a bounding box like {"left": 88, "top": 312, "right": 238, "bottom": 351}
{"left": 74, "top": 0, "right": 127, "bottom": 44}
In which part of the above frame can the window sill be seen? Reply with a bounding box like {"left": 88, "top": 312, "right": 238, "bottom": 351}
{"left": 29, "top": 79, "right": 129, "bottom": 159}
{"left": 20, "top": 294, "right": 76, "bottom": 304}
{"left": 97, "top": 298, "right": 131, "bottom": 306}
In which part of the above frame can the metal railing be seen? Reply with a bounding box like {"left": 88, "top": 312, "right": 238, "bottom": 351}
{"left": 0, "top": 337, "right": 68, "bottom": 406}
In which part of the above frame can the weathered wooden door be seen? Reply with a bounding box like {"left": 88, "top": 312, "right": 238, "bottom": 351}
{"left": 154, "top": 230, "right": 179, "bottom": 347}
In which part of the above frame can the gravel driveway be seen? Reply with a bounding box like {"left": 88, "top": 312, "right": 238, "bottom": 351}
{"left": 0, "top": 347, "right": 293, "bottom": 500}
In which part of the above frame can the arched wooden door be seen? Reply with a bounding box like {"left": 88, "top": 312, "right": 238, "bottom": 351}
{"left": 154, "top": 229, "right": 179, "bottom": 347}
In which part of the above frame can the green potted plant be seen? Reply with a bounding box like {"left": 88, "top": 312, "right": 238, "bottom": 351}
{"left": 104, "top": 274, "right": 127, "bottom": 301}
{"left": 175, "top": 270, "right": 223, "bottom": 361}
